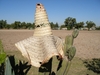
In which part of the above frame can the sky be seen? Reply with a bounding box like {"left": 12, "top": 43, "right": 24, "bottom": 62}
{"left": 0, "top": 0, "right": 100, "bottom": 26}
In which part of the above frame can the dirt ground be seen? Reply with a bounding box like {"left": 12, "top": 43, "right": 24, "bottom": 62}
{"left": 0, "top": 30, "right": 100, "bottom": 59}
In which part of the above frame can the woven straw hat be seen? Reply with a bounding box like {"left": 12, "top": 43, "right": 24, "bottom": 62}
{"left": 15, "top": 3, "right": 64, "bottom": 67}
{"left": 34, "top": 3, "right": 52, "bottom": 36}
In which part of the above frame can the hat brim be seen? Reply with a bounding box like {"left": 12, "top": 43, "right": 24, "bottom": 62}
{"left": 15, "top": 35, "right": 64, "bottom": 67}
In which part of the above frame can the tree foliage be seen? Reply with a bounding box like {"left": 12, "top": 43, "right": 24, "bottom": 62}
{"left": 64, "top": 17, "right": 76, "bottom": 30}
{"left": 60, "top": 25, "right": 67, "bottom": 29}
{"left": 0, "top": 20, "right": 35, "bottom": 29}
{"left": 0, "top": 19, "right": 98, "bottom": 30}
{"left": 50, "top": 22, "right": 59, "bottom": 30}
{"left": 96, "top": 26, "right": 100, "bottom": 30}
{"left": 0, "top": 20, "right": 59, "bottom": 30}
{"left": 61, "top": 17, "right": 97, "bottom": 30}
{"left": 86, "top": 21, "right": 96, "bottom": 31}
{"left": 13, "top": 21, "right": 21, "bottom": 29}
{"left": 75, "top": 22, "right": 84, "bottom": 29}
{"left": 0, "top": 20, "right": 7, "bottom": 29}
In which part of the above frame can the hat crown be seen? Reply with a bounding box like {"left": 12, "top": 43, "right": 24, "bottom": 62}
{"left": 35, "top": 3, "right": 49, "bottom": 27}
{"left": 34, "top": 3, "right": 52, "bottom": 37}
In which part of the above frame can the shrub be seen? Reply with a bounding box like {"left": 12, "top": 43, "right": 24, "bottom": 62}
{"left": 84, "top": 58, "right": 100, "bottom": 74}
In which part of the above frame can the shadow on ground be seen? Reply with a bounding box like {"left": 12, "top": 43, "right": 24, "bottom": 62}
{"left": 83, "top": 58, "right": 100, "bottom": 74}
{"left": 8, "top": 56, "right": 31, "bottom": 75}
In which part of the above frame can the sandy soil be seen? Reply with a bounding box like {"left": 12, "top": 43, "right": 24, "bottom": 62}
{"left": 0, "top": 30, "right": 100, "bottom": 59}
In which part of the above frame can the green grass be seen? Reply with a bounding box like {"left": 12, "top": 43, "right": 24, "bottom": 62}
{"left": 67, "top": 57, "right": 98, "bottom": 75}
{"left": 0, "top": 40, "right": 6, "bottom": 65}
{"left": 27, "top": 57, "right": 99, "bottom": 75}
{"left": 52, "top": 57, "right": 98, "bottom": 75}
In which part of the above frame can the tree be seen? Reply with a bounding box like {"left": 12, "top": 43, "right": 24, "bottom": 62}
{"left": 32, "top": 23, "right": 35, "bottom": 29}
{"left": 50, "top": 22, "right": 59, "bottom": 30}
{"left": 3, "top": 20, "right": 7, "bottom": 29}
{"left": 27, "top": 23, "right": 35, "bottom": 29}
{"left": 55, "top": 22, "right": 59, "bottom": 30}
{"left": 0, "top": 20, "right": 7, "bottom": 29}
{"left": 0, "top": 20, "right": 3, "bottom": 29}
{"left": 96, "top": 26, "right": 100, "bottom": 30}
{"left": 64, "top": 17, "right": 76, "bottom": 30}
{"left": 21, "top": 22, "right": 27, "bottom": 29}
{"left": 0, "top": 20, "right": 36, "bottom": 29}
{"left": 60, "top": 25, "right": 67, "bottom": 30}
{"left": 11, "top": 23, "right": 14, "bottom": 29}
{"left": 50, "top": 22, "right": 55, "bottom": 29}
{"left": 86, "top": 21, "right": 96, "bottom": 31}
{"left": 13, "top": 21, "right": 21, "bottom": 29}
{"left": 5, "top": 24, "right": 11, "bottom": 29}
{"left": 75, "top": 22, "right": 84, "bottom": 29}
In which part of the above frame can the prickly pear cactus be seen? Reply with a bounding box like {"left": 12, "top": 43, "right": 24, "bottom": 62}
{"left": 66, "top": 46, "right": 76, "bottom": 61}
{"left": 64, "top": 35, "right": 73, "bottom": 54}
{"left": 72, "top": 29, "right": 79, "bottom": 38}
{"left": 56, "top": 29, "right": 79, "bottom": 75}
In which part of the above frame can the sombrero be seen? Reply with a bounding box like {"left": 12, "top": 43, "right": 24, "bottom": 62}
{"left": 15, "top": 3, "right": 64, "bottom": 67}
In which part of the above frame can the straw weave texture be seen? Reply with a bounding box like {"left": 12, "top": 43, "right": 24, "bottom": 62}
{"left": 15, "top": 35, "right": 63, "bottom": 67}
